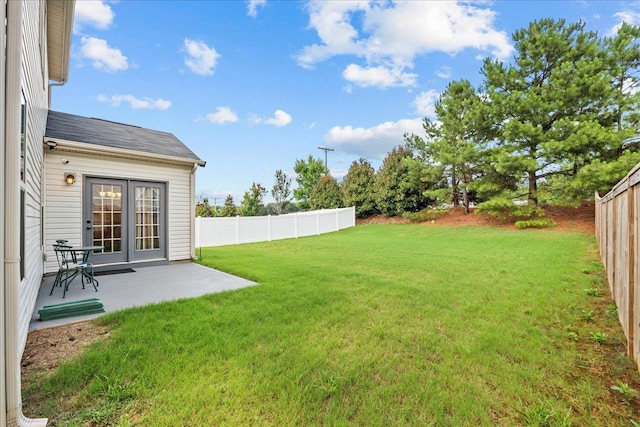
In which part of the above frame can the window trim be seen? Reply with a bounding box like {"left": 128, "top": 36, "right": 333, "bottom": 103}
{"left": 20, "top": 90, "right": 26, "bottom": 183}
{"left": 20, "top": 190, "right": 25, "bottom": 281}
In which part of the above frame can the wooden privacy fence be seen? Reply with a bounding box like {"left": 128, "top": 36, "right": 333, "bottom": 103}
{"left": 194, "top": 207, "right": 356, "bottom": 248}
{"left": 595, "top": 163, "right": 640, "bottom": 369}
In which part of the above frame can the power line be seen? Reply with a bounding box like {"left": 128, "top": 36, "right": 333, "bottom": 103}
{"left": 317, "top": 146, "right": 335, "bottom": 169}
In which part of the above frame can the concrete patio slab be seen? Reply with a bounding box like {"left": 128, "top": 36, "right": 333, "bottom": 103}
{"left": 30, "top": 262, "right": 256, "bottom": 331}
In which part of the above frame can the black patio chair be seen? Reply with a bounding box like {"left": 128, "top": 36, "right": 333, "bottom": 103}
{"left": 50, "top": 244, "right": 98, "bottom": 298}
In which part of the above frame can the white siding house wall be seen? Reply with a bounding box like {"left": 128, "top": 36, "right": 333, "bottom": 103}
{"left": 44, "top": 150, "right": 195, "bottom": 273}
{"left": 19, "top": 0, "right": 50, "bottom": 353}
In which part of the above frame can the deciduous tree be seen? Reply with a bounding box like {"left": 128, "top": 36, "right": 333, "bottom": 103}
{"left": 293, "top": 155, "right": 328, "bottom": 210}
{"left": 195, "top": 194, "right": 218, "bottom": 217}
{"left": 310, "top": 175, "right": 342, "bottom": 210}
{"left": 375, "top": 146, "right": 428, "bottom": 216}
{"left": 271, "top": 169, "right": 292, "bottom": 215}
{"left": 239, "top": 182, "right": 267, "bottom": 216}
{"left": 341, "top": 158, "right": 378, "bottom": 218}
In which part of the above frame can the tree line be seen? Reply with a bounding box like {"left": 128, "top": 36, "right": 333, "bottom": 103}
{"left": 196, "top": 151, "right": 433, "bottom": 219}
{"left": 199, "top": 19, "right": 640, "bottom": 219}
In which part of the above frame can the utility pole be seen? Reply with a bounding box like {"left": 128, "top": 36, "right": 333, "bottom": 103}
{"left": 317, "top": 146, "right": 334, "bottom": 169}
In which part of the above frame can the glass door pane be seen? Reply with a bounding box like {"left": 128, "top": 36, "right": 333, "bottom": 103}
{"left": 135, "top": 186, "right": 161, "bottom": 251}
{"left": 92, "top": 184, "right": 123, "bottom": 253}
{"left": 84, "top": 178, "right": 128, "bottom": 264}
{"left": 130, "top": 181, "right": 165, "bottom": 261}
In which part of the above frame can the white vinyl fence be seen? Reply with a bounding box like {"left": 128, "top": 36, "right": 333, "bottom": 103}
{"left": 195, "top": 207, "right": 356, "bottom": 247}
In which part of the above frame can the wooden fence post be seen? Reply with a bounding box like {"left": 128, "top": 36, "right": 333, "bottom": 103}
{"left": 628, "top": 178, "right": 636, "bottom": 358}
{"left": 613, "top": 196, "right": 617, "bottom": 299}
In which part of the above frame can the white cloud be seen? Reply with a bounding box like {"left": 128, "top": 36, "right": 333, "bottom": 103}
{"left": 609, "top": 10, "right": 640, "bottom": 36}
{"left": 97, "top": 94, "right": 171, "bottom": 110}
{"left": 343, "top": 63, "right": 417, "bottom": 88}
{"left": 436, "top": 66, "right": 452, "bottom": 79}
{"left": 296, "top": 1, "right": 512, "bottom": 89}
{"left": 624, "top": 78, "right": 640, "bottom": 95}
{"left": 413, "top": 90, "right": 439, "bottom": 118}
{"left": 330, "top": 168, "right": 349, "bottom": 181}
{"left": 296, "top": 1, "right": 368, "bottom": 68}
{"left": 183, "top": 39, "right": 220, "bottom": 76}
{"left": 247, "top": 0, "right": 267, "bottom": 17}
{"left": 267, "top": 109, "right": 293, "bottom": 127}
{"left": 252, "top": 109, "right": 293, "bottom": 127}
{"left": 74, "top": 0, "right": 114, "bottom": 32}
{"left": 324, "top": 118, "right": 423, "bottom": 159}
{"left": 206, "top": 107, "right": 239, "bottom": 124}
{"left": 80, "top": 37, "right": 128, "bottom": 72}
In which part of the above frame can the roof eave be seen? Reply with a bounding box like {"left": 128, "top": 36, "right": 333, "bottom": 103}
{"left": 44, "top": 137, "right": 207, "bottom": 167}
{"left": 47, "top": 0, "right": 75, "bottom": 83}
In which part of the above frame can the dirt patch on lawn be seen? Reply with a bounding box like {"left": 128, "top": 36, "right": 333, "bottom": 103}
{"left": 358, "top": 202, "right": 596, "bottom": 234}
{"left": 21, "top": 321, "right": 110, "bottom": 381}
{"left": 542, "top": 202, "right": 596, "bottom": 233}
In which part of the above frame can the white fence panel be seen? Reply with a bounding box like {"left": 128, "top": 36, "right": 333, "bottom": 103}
{"left": 271, "top": 214, "right": 297, "bottom": 240}
{"left": 238, "top": 216, "right": 270, "bottom": 244}
{"left": 296, "top": 211, "right": 322, "bottom": 238}
{"left": 195, "top": 207, "right": 356, "bottom": 247}
{"left": 338, "top": 208, "right": 355, "bottom": 229}
{"left": 195, "top": 216, "right": 237, "bottom": 247}
{"left": 318, "top": 210, "right": 338, "bottom": 234}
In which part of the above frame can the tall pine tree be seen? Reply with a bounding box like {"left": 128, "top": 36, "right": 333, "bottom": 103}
{"left": 406, "top": 80, "right": 492, "bottom": 213}
{"left": 482, "top": 19, "right": 607, "bottom": 204}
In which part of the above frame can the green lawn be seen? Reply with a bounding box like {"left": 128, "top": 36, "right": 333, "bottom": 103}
{"left": 24, "top": 225, "right": 640, "bottom": 426}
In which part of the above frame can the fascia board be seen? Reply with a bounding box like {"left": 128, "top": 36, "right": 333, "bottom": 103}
{"left": 44, "top": 137, "right": 207, "bottom": 167}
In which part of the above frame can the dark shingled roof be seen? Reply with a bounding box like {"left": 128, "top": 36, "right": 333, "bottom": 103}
{"left": 45, "top": 110, "right": 204, "bottom": 165}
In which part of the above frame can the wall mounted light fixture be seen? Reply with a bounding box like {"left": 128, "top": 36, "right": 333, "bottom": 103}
{"left": 65, "top": 173, "right": 75, "bottom": 185}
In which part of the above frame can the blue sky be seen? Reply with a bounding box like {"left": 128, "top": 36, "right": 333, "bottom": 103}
{"left": 52, "top": 0, "right": 639, "bottom": 205}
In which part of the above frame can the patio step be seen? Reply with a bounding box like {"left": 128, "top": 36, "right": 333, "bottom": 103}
{"left": 38, "top": 298, "right": 105, "bottom": 321}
